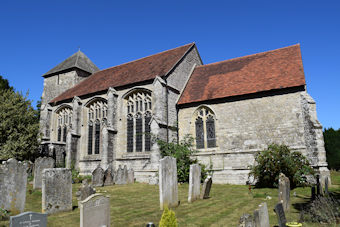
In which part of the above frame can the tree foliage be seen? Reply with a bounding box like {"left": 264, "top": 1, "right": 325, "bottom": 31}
{"left": 0, "top": 79, "right": 40, "bottom": 161}
{"left": 157, "top": 135, "right": 208, "bottom": 183}
{"left": 249, "top": 144, "right": 314, "bottom": 188}
{"left": 324, "top": 127, "right": 340, "bottom": 170}
{"left": 159, "top": 207, "right": 178, "bottom": 227}
{"left": 0, "top": 75, "right": 13, "bottom": 91}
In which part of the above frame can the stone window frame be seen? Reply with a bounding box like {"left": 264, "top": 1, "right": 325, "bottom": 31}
{"left": 124, "top": 89, "right": 152, "bottom": 153}
{"left": 86, "top": 98, "right": 108, "bottom": 155}
{"left": 56, "top": 106, "right": 73, "bottom": 143}
{"left": 192, "top": 106, "right": 217, "bottom": 150}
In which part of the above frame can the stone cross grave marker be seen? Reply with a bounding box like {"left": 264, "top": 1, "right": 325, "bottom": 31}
{"left": 274, "top": 203, "right": 287, "bottom": 227}
{"left": 127, "top": 168, "right": 134, "bottom": 184}
{"left": 188, "top": 164, "right": 201, "bottom": 203}
{"left": 92, "top": 166, "right": 104, "bottom": 187}
{"left": 253, "top": 202, "right": 269, "bottom": 227}
{"left": 104, "top": 166, "right": 114, "bottom": 186}
{"left": 200, "top": 175, "right": 212, "bottom": 199}
{"left": 76, "top": 179, "right": 96, "bottom": 202}
{"left": 159, "top": 156, "right": 178, "bottom": 210}
{"left": 80, "top": 194, "right": 110, "bottom": 227}
{"left": 0, "top": 158, "right": 27, "bottom": 214}
{"left": 278, "top": 173, "right": 290, "bottom": 211}
{"left": 33, "top": 157, "right": 55, "bottom": 189}
{"left": 42, "top": 168, "right": 72, "bottom": 214}
{"left": 10, "top": 211, "right": 47, "bottom": 227}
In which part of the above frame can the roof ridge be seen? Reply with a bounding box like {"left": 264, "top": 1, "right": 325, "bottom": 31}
{"left": 75, "top": 50, "right": 81, "bottom": 68}
{"left": 196, "top": 44, "right": 300, "bottom": 68}
{"left": 96, "top": 43, "right": 194, "bottom": 74}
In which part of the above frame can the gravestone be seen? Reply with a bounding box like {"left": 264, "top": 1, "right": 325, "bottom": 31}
{"left": 33, "top": 157, "right": 55, "bottom": 189}
{"left": 127, "top": 168, "right": 134, "bottom": 184}
{"left": 274, "top": 203, "right": 287, "bottom": 227}
{"left": 278, "top": 173, "right": 290, "bottom": 211}
{"left": 253, "top": 202, "right": 269, "bottom": 227}
{"left": 42, "top": 168, "right": 72, "bottom": 214}
{"left": 316, "top": 174, "right": 321, "bottom": 196}
{"left": 239, "top": 213, "right": 255, "bottom": 227}
{"left": 311, "top": 186, "right": 316, "bottom": 200}
{"left": 104, "top": 166, "right": 114, "bottom": 186}
{"left": 76, "top": 179, "right": 96, "bottom": 201}
{"left": 26, "top": 160, "right": 34, "bottom": 179}
{"left": 325, "top": 177, "right": 329, "bottom": 195}
{"left": 92, "top": 166, "right": 104, "bottom": 187}
{"left": 10, "top": 211, "right": 47, "bottom": 227}
{"left": 0, "top": 158, "right": 27, "bottom": 214}
{"left": 188, "top": 164, "right": 201, "bottom": 203}
{"left": 116, "top": 165, "right": 128, "bottom": 185}
{"left": 80, "top": 194, "right": 110, "bottom": 227}
{"left": 200, "top": 175, "right": 212, "bottom": 199}
{"left": 159, "top": 156, "right": 178, "bottom": 210}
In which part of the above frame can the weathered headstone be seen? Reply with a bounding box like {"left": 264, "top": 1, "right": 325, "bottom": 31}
{"left": 80, "top": 194, "right": 110, "bottom": 227}
{"left": 42, "top": 168, "right": 72, "bottom": 214}
{"left": 26, "top": 160, "right": 34, "bottom": 179}
{"left": 104, "top": 167, "right": 114, "bottom": 186}
{"left": 200, "top": 175, "right": 212, "bottom": 199}
{"left": 325, "top": 177, "right": 329, "bottom": 195}
{"left": 311, "top": 186, "right": 316, "bottom": 200}
{"left": 253, "top": 202, "right": 269, "bottom": 227}
{"left": 10, "top": 211, "right": 47, "bottom": 227}
{"left": 274, "top": 203, "right": 287, "bottom": 227}
{"left": 33, "top": 157, "right": 55, "bottom": 189}
{"left": 0, "top": 159, "right": 27, "bottom": 214}
{"left": 92, "top": 166, "right": 104, "bottom": 187}
{"left": 159, "top": 156, "right": 178, "bottom": 210}
{"left": 278, "top": 173, "right": 290, "bottom": 211}
{"left": 127, "top": 168, "right": 134, "bottom": 184}
{"left": 316, "top": 174, "right": 321, "bottom": 196}
{"left": 188, "top": 164, "right": 201, "bottom": 203}
{"left": 76, "top": 179, "right": 96, "bottom": 201}
{"left": 115, "top": 165, "right": 128, "bottom": 185}
{"left": 239, "top": 213, "right": 255, "bottom": 227}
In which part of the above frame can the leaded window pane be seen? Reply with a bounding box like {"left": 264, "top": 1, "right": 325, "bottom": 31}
{"left": 136, "top": 115, "right": 143, "bottom": 152}
{"left": 94, "top": 122, "right": 100, "bottom": 154}
{"left": 195, "top": 117, "right": 204, "bottom": 149}
{"left": 58, "top": 127, "right": 61, "bottom": 142}
{"left": 63, "top": 127, "right": 67, "bottom": 142}
{"left": 145, "top": 115, "right": 151, "bottom": 151}
{"left": 88, "top": 124, "right": 93, "bottom": 155}
{"left": 207, "top": 116, "right": 216, "bottom": 148}
{"left": 127, "top": 116, "right": 133, "bottom": 152}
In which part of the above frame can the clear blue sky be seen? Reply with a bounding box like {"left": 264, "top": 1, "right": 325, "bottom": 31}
{"left": 0, "top": 1, "right": 339, "bottom": 129}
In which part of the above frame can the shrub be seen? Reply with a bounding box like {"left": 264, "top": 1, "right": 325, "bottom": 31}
{"left": 157, "top": 135, "right": 208, "bottom": 183}
{"left": 0, "top": 208, "right": 10, "bottom": 221}
{"left": 249, "top": 144, "right": 314, "bottom": 188}
{"left": 159, "top": 207, "right": 178, "bottom": 227}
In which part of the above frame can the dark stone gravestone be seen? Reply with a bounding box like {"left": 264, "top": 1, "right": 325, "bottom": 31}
{"left": 200, "top": 175, "right": 212, "bottom": 199}
{"left": 10, "top": 211, "right": 47, "bottom": 227}
{"left": 316, "top": 174, "right": 321, "bottom": 196}
{"left": 311, "top": 186, "right": 316, "bottom": 200}
{"left": 274, "top": 203, "right": 286, "bottom": 227}
{"left": 325, "top": 177, "right": 329, "bottom": 195}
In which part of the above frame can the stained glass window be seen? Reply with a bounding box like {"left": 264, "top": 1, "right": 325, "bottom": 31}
{"left": 88, "top": 122, "right": 93, "bottom": 155}
{"left": 145, "top": 112, "right": 151, "bottom": 151}
{"left": 94, "top": 121, "right": 100, "bottom": 154}
{"left": 127, "top": 115, "right": 134, "bottom": 152}
{"left": 63, "top": 127, "right": 67, "bottom": 142}
{"left": 195, "top": 117, "right": 204, "bottom": 149}
{"left": 57, "top": 127, "right": 61, "bottom": 142}
{"left": 206, "top": 115, "right": 216, "bottom": 148}
{"left": 194, "top": 107, "right": 216, "bottom": 149}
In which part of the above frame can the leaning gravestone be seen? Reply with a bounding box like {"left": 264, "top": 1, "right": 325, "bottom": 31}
{"left": 42, "top": 168, "right": 72, "bottom": 214}
{"left": 127, "top": 168, "right": 134, "bottom": 184}
{"left": 104, "top": 166, "right": 114, "bottom": 186}
{"left": 278, "top": 173, "right": 290, "bottom": 211}
{"left": 274, "top": 203, "right": 287, "bottom": 227}
{"left": 76, "top": 179, "right": 96, "bottom": 202}
{"left": 0, "top": 158, "right": 27, "bottom": 214}
{"left": 188, "top": 164, "right": 201, "bottom": 203}
{"left": 159, "top": 156, "right": 178, "bottom": 210}
{"left": 253, "top": 202, "right": 269, "bottom": 227}
{"left": 33, "top": 157, "right": 55, "bottom": 189}
{"left": 92, "top": 166, "right": 104, "bottom": 187}
{"left": 10, "top": 211, "right": 47, "bottom": 227}
{"left": 80, "top": 194, "right": 110, "bottom": 227}
{"left": 116, "top": 165, "right": 128, "bottom": 185}
{"left": 325, "top": 177, "right": 329, "bottom": 195}
{"left": 200, "top": 175, "right": 212, "bottom": 199}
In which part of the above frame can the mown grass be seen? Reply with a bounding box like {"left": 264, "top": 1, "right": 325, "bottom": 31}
{"left": 1, "top": 173, "right": 340, "bottom": 227}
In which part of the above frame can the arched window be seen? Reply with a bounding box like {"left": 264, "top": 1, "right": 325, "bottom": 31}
{"left": 87, "top": 99, "right": 107, "bottom": 155}
{"left": 194, "top": 106, "right": 216, "bottom": 149}
{"left": 56, "top": 107, "right": 73, "bottom": 142}
{"left": 125, "top": 90, "right": 152, "bottom": 152}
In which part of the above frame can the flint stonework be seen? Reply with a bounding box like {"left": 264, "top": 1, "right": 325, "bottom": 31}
{"left": 10, "top": 211, "right": 47, "bottom": 227}
{"left": 80, "top": 194, "right": 110, "bottom": 227}
{"left": 159, "top": 156, "right": 178, "bottom": 210}
{"left": 200, "top": 175, "right": 212, "bottom": 199}
{"left": 42, "top": 168, "right": 72, "bottom": 214}
{"left": 278, "top": 173, "right": 290, "bottom": 211}
{"left": 33, "top": 157, "right": 55, "bottom": 189}
{"left": 76, "top": 179, "right": 96, "bottom": 201}
{"left": 188, "top": 164, "right": 201, "bottom": 203}
{"left": 0, "top": 159, "right": 27, "bottom": 214}
{"left": 253, "top": 202, "right": 269, "bottom": 227}
{"left": 92, "top": 166, "right": 104, "bottom": 187}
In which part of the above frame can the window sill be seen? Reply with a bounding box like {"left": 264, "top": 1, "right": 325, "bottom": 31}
{"left": 117, "top": 153, "right": 151, "bottom": 160}
{"left": 80, "top": 155, "right": 101, "bottom": 161}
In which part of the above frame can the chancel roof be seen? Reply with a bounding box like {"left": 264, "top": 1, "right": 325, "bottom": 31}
{"left": 178, "top": 44, "right": 306, "bottom": 105}
{"left": 43, "top": 50, "right": 100, "bottom": 77}
{"left": 51, "top": 43, "right": 194, "bottom": 104}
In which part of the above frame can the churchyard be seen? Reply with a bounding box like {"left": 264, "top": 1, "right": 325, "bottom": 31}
{"left": 1, "top": 169, "right": 339, "bottom": 226}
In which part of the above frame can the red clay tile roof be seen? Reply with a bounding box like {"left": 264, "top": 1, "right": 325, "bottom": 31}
{"left": 178, "top": 44, "right": 306, "bottom": 105}
{"left": 51, "top": 43, "right": 194, "bottom": 103}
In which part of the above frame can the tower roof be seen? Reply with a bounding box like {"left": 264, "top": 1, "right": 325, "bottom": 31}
{"left": 43, "top": 50, "right": 100, "bottom": 77}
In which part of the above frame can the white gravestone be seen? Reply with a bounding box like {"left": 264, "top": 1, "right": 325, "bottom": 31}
{"left": 80, "top": 194, "right": 110, "bottom": 227}
{"left": 159, "top": 156, "right": 178, "bottom": 210}
{"left": 188, "top": 164, "right": 201, "bottom": 203}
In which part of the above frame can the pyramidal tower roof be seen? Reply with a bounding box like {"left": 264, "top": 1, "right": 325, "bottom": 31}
{"left": 43, "top": 50, "right": 100, "bottom": 77}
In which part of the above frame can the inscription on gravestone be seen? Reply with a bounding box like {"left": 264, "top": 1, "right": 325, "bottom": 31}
{"left": 274, "top": 203, "right": 286, "bottom": 227}
{"left": 80, "top": 194, "right": 110, "bottom": 227}
{"left": 10, "top": 211, "right": 47, "bottom": 227}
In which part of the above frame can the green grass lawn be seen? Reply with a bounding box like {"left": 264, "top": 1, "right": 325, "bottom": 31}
{"left": 1, "top": 173, "right": 340, "bottom": 227}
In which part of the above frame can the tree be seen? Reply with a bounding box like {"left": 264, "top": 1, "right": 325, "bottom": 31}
{"left": 0, "top": 83, "right": 40, "bottom": 161}
{"left": 0, "top": 75, "right": 13, "bottom": 91}
{"left": 324, "top": 128, "right": 340, "bottom": 170}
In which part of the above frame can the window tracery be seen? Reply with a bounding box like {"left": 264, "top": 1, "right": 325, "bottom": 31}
{"left": 56, "top": 107, "right": 73, "bottom": 142}
{"left": 194, "top": 107, "right": 216, "bottom": 149}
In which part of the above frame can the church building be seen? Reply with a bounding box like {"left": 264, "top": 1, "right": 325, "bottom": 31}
{"left": 39, "top": 43, "right": 329, "bottom": 184}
